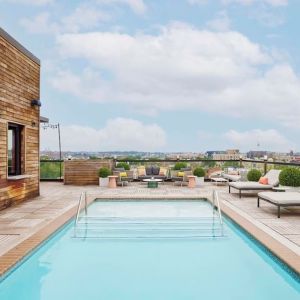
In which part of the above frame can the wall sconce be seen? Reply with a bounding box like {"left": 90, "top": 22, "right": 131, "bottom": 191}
{"left": 31, "top": 99, "right": 42, "bottom": 107}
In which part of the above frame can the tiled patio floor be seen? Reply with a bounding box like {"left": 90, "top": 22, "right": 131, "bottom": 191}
{"left": 0, "top": 181, "right": 299, "bottom": 276}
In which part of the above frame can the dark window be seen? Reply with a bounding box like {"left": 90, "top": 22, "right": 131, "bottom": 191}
{"left": 8, "top": 123, "right": 23, "bottom": 176}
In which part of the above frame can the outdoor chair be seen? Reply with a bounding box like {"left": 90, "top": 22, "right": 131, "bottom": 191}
{"left": 222, "top": 168, "right": 248, "bottom": 182}
{"left": 173, "top": 169, "right": 192, "bottom": 186}
{"left": 113, "top": 170, "right": 134, "bottom": 187}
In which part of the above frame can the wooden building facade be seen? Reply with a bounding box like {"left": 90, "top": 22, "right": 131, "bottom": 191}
{"left": 0, "top": 27, "right": 41, "bottom": 210}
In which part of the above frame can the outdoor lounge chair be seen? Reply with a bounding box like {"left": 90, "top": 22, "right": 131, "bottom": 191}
{"left": 228, "top": 169, "right": 281, "bottom": 198}
{"left": 172, "top": 169, "right": 192, "bottom": 186}
{"left": 113, "top": 170, "right": 134, "bottom": 186}
{"left": 257, "top": 192, "right": 300, "bottom": 218}
{"left": 222, "top": 168, "right": 248, "bottom": 182}
{"left": 222, "top": 173, "right": 241, "bottom": 182}
{"left": 171, "top": 168, "right": 192, "bottom": 183}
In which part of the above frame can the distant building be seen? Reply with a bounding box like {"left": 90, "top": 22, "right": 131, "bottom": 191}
{"left": 205, "top": 151, "right": 226, "bottom": 157}
{"left": 211, "top": 149, "right": 240, "bottom": 160}
{"left": 247, "top": 151, "right": 268, "bottom": 159}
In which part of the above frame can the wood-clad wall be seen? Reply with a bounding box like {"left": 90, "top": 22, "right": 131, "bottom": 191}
{"left": 64, "top": 160, "right": 114, "bottom": 185}
{"left": 0, "top": 31, "right": 40, "bottom": 210}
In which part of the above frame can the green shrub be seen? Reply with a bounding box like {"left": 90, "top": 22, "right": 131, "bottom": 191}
{"left": 98, "top": 167, "right": 111, "bottom": 178}
{"left": 247, "top": 169, "right": 262, "bottom": 182}
{"left": 116, "top": 162, "right": 130, "bottom": 170}
{"left": 193, "top": 167, "right": 205, "bottom": 177}
{"left": 279, "top": 167, "right": 300, "bottom": 187}
{"left": 174, "top": 162, "right": 188, "bottom": 170}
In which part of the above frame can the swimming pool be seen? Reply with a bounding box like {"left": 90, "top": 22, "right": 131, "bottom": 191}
{"left": 0, "top": 199, "right": 299, "bottom": 300}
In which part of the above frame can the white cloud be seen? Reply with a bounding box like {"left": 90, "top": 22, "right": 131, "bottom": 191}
{"left": 20, "top": 12, "right": 59, "bottom": 34}
{"left": 249, "top": 8, "right": 285, "bottom": 27}
{"left": 224, "top": 129, "right": 295, "bottom": 151}
{"left": 41, "top": 118, "right": 166, "bottom": 151}
{"left": 96, "top": 0, "right": 147, "bottom": 14}
{"left": 1, "top": 0, "right": 53, "bottom": 5}
{"left": 20, "top": 5, "right": 110, "bottom": 34}
{"left": 61, "top": 5, "right": 110, "bottom": 33}
{"left": 206, "top": 11, "right": 231, "bottom": 31}
{"left": 53, "top": 23, "right": 300, "bottom": 128}
{"left": 221, "top": 0, "right": 288, "bottom": 6}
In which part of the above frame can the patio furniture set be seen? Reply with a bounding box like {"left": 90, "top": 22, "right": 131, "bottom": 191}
{"left": 111, "top": 165, "right": 300, "bottom": 218}
{"left": 227, "top": 169, "right": 300, "bottom": 218}
{"left": 112, "top": 165, "right": 197, "bottom": 188}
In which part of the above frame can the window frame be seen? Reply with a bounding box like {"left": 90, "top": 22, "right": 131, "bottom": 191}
{"left": 8, "top": 123, "right": 23, "bottom": 176}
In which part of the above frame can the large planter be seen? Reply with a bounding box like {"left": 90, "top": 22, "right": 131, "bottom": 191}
{"left": 195, "top": 176, "right": 204, "bottom": 187}
{"left": 99, "top": 177, "right": 109, "bottom": 187}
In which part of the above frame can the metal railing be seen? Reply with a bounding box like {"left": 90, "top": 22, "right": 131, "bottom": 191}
{"left": 212, "top": 190, "right": 223, "bottom": 224}
{"left": 39, "top": 158, "right": 300, "bottom": 182}
{"left": 74, "top": 191, "right": 87, "bottom": 237}
{"left": 211, "top": 190, "right": 224, "bottom": 237}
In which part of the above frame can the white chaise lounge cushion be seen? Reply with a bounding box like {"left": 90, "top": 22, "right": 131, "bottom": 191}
{"left": 258, "top": 192, "right": 300, "bottom": 205}
{"left": 223, "top": 174, "right": 241, "bottom": 182}
{"left": 229, "top": 182, "right": 273, "bottom": 189}
{"left": 265, "top": 169, "right": 281, "bottom": 186}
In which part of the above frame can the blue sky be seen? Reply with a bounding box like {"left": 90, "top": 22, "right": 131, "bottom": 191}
{"left": 1, "top": 0, "right": 300, "bottom": 152}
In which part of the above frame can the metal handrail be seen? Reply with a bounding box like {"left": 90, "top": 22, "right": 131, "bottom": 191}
{"left": 74, "top": 191, "right": 87, "bottom": 237}
{"left": 212, "top": 190, "right": 223, "bottom": 226}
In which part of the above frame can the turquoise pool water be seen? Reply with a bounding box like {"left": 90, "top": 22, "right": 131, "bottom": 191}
{"left": 0, "top": 200, "right": 299, "bottom": 300}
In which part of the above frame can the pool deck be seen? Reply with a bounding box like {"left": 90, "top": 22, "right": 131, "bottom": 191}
{"left": 0, "top": 181, "right": 299, "bottom": 277}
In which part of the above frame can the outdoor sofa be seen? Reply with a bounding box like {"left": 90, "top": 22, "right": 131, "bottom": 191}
{"left": 137, "top": 166, "right": 168, "bottom": 181}
{"left": 257, "top": 191, "right": 300, "bottom": 218}
{"left": 228, "top": 169, "right": 281, "bottom": 198}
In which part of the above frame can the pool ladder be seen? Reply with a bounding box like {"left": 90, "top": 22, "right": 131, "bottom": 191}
{"left": 74, "top": 191, "right": 88, "bottom": 238}
{"left": 73, "top": 191, "right": 225, "bottom": 239}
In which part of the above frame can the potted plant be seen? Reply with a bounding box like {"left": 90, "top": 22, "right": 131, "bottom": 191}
{"left": 193, "top": 167, "right": 205, "bottom": 186}
{"left": 279, "top": 167, "right": 300, "bottom": 189}
{"left": 247, "top": 169, "right": 262, "bottom": 182}
{"left": 98, "top": 167, "right": 111, "bottom": 187}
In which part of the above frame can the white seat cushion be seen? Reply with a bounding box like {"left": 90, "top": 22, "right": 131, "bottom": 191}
{"left": 229, "top": 182, "right": 273, "bottom": 189}
{"left": 258, "top": 192, "right": 300, "bottom": 205}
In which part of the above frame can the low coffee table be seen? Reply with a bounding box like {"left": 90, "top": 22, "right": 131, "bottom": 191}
{"left": 143, "top": 178, "right": 162, "bottom": 188}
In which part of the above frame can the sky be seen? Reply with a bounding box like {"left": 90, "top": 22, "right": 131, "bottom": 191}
{"left": 1, "top": 0, "right": 300, "bottom": 153}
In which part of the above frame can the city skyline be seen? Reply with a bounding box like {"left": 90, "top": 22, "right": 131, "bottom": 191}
{"left": 1, "top": 0, "right": 300, "bottom": 152}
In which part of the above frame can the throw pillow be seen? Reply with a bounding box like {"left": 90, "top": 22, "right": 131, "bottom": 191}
{"left": 138, "top": 167, "right": 146, "bottom": 176}
{"left": 159, "top": 168, "right": 167, "bottom": 176}
{"left": 259, "top": 177, "right": 268, "bottom": 185}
